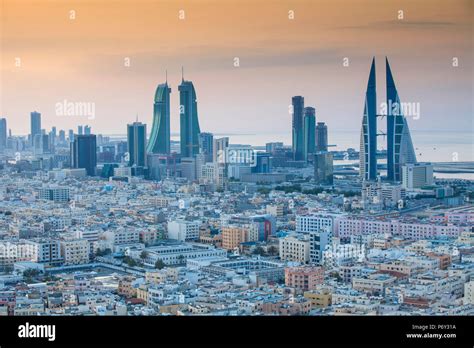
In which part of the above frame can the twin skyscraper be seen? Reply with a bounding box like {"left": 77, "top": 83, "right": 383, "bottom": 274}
{"left": 147, "top": 73, "right": 201, "bottom": 157}
{"left": 360, "top": 57, "right": 417, "bottom": 182}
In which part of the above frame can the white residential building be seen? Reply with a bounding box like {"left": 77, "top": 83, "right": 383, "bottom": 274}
{"left": 38, "top": 186, "right": 70, "bottom": 202}
{"left": 296, "top": 214, "right": 338, "bottom": 234}
{"left": 463, "top": 281, "right": 474, "bottom": 305}
{"left": 402, "top": 163, "right": 434, "bottom": 190}
{"left": 167, "top": 220, "right": 200, "bottom": 241}
{"left": 103, "top": 229, "right": 140, "bottom": 246}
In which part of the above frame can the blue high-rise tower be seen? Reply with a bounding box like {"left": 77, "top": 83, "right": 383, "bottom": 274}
{"left": 386, "top": 58, "right": 417, "bottom": 182}
{"left": 30, "top": 111, "right": 41, "bottom": 146}
{"left": 71, "top": 134, "right": 97, "bottom": 176}
{"left": 359, "top": 58, "right": 377, "bottom": 181}
{"left": 127, "top": 121, "right": 147, "bottom": 167}
{"left": 179, "top": 74, "right": 201, "bottom": 157}
{"left": 0, "top": 118, "right": 6, "bottom": 152}
{"left": 147, "top": 82, "right": 171, "bottom": 154}
{"left": 303, "top": 106, "right": 316, "bottom": 161}
{"left": 292, "top": 96, "right": 305, "bottom": 161}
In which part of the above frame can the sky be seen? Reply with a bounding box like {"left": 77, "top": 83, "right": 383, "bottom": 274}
{"left": 0, "top": 0, "right": 472, "bottom": 139}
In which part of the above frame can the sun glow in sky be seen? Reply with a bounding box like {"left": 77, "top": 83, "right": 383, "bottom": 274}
{"left": 1, "top": 0, "right": 472, "bottom": 135}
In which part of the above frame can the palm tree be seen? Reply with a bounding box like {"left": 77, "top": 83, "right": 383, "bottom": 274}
{"left": 155, "top": 260, "right": 166, "bottom": 270}
{"left": 253, "top": 246, "right": 265, "bottom": 256}
{"left": 140, "top": 250, "right": 149, "bottom": 260}
{"left": 267, "top": 246, "right": 278, "bottom": 256}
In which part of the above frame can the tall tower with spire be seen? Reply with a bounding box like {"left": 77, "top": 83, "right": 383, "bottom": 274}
{"left": 292, "top": 96, "right": 305, "bottom": 161}
{"left": 359, "top": 57, "right": 378, "bottom": 181}
{"left": 179, "top": 70, "right": 201, "bottom": 157}
{"left": 127, "top": 121, "right": 147, "bottom": 167}
{"left": 386, "top": 57, "right": 417, "bottom": 181}
{"left": 147, "top": 77, "right": 171, "bottom": 154}
{"left": 359, "top": 57, "right": 417, "bottom": 182}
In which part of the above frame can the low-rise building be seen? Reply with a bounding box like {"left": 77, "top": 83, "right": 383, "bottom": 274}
{"left": 285, "top": 266, "right": 324, "bottom": 292}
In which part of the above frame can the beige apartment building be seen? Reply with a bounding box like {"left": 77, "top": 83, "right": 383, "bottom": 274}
{"left": 221, "top": 225, "right": 248, "bottom": 250}
{"left": 285, "top": 266, "right": 324, "bottom": 292}
{"left": 60, "top": 239, "right": 89, "bottom": 265}
{"left": 279, "top": 236, "right": 310, "bottom": 263}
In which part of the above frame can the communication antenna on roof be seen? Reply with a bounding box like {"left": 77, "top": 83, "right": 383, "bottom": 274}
{"left": 181, "top": 66, "right": 184, "bottom": 82}
{"left": 165, "top": 69, "right": 168, "bottom": 84}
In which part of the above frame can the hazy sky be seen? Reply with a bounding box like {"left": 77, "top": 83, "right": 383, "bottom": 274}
{"left": 1, "top": 0, "right": 472, "bottom": 138}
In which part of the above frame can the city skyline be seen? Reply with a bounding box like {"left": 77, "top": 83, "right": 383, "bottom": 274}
{"left": 1, "top": 0, "right": 472, "bottom": 137}
{"left": 0, "top": 53, "right": 470, "bottom": 170}
{"left": 0, "top": 1, "right": 473, "bottom": 339}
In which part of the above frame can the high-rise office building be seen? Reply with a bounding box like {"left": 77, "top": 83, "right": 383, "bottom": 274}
{"left": 71, "top": 134, "right": 97, "bottom": 176}
{"left": 59, "top": 130, "right": 66, "bottom": 143}
{"left": 116, "top": 141, "right": 128, "bottom": 162}
{"left": 78, "top": 125, "right": 83, "bottom": 135}
{"left": 292, "top": 96, "right": 305, "bottom": 161}
{"left": 315, "top": 122, "right": 328, "bottom": 152}
{"left": 179, "top": 76, "right": 201, "bottom": 157}
{"left": 0, "top": 118, "right": 7, "bottom": 152}
{"left": 147, "top": 82, "right": 171, "bottom": 154}
{"left": 198, "top": 132, "right": 214, "bottom": 163}
{"left": 251, "top": 152, "right": 272, "bottom": 173}
{"left": 33, "top": 134, "right": 42, "bottom": 154}
{"left": 84, "top": 125, "right": 91, "bottom": 135}
{"left": 402, "top": 163, "right": 433, "bottom": 190}
{"left": 68, "top": 129, "right": 74, "bottom": 142}
{"left": 265, "top": 142, "right": 284, "bottom": 154}
{"left": 33, "top": 133, "right": 51, "bottom": 155}
{"left": 303, "top": 106, "right": 316, "bottom": 161}
{"left": 180, "top": 157, "right": 197, "bottom": 181}
{"left": 314, "top": 152, "right": 333, "bottom": 185}
{"left": 42, "top": 134, "right": 51, "bottom": 154}
{"left": 30, "top": 111, "right": 42, "bottom": 146}
{"left": 359, "top": 58, "right": 377, "bottom": 181}
{"left": 48, "top": 130, "right": 56, "bottom": 150}
{"left": 386, "top": 58, "right": 417, "bottom": 182}
{"left": 127, "top": 122, "right": 147, "bottom": 167}
{"left": 213, "top": 137, "right": 229, "bottom": 163}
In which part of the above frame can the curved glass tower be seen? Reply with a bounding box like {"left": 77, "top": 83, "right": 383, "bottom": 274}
{"left": 359, "top": 57, "right": 377, "bottom": 181}
{"left": 179, "top": 79, "right": 201, "bottom": 157}
{"left": 386, "top": 57, "right": 417, "bottom": 182}
{"left": 147, "top": 82, "right": 171, "bottom": 154}
{"left": 303, "top": 106, "right": 316, "bottom": 161}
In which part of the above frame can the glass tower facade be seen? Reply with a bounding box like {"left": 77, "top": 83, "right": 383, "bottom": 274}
{"left": 147, "top": 82, "right": 171, "bottom": 154}
{"left": 179, "top": 79, "right": 201, "bottom": 157}
{"left": 30, "top": 111, "right": 41, "bottom": 146}
{"left": 316, "top": 122, "right": 328, "bottom": 152}
{"left": 127, "top": 122, "right": 147, "bottom": 167}
{"left": 71, "top": 134, "right": 97, "bottom": 176}
{"left": 0, "top": 118, "right": 6, "bottom": 152}
{"left": 314, "top": 152, "right": 334, "bottom": 185}
{"left": 386, "top": 58, "right": 417, "bottom": 182}
{"left": 292, "top": 96, "right": 305, "bottom": 161}
{"left": 198, "top": 132, "right": 214, "bottom": 163}
{"left": 359, "top": 58, "right": 377, "bottom": 181}
{"left": 303, "top": 106, "right": 316, "bottom": 161}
